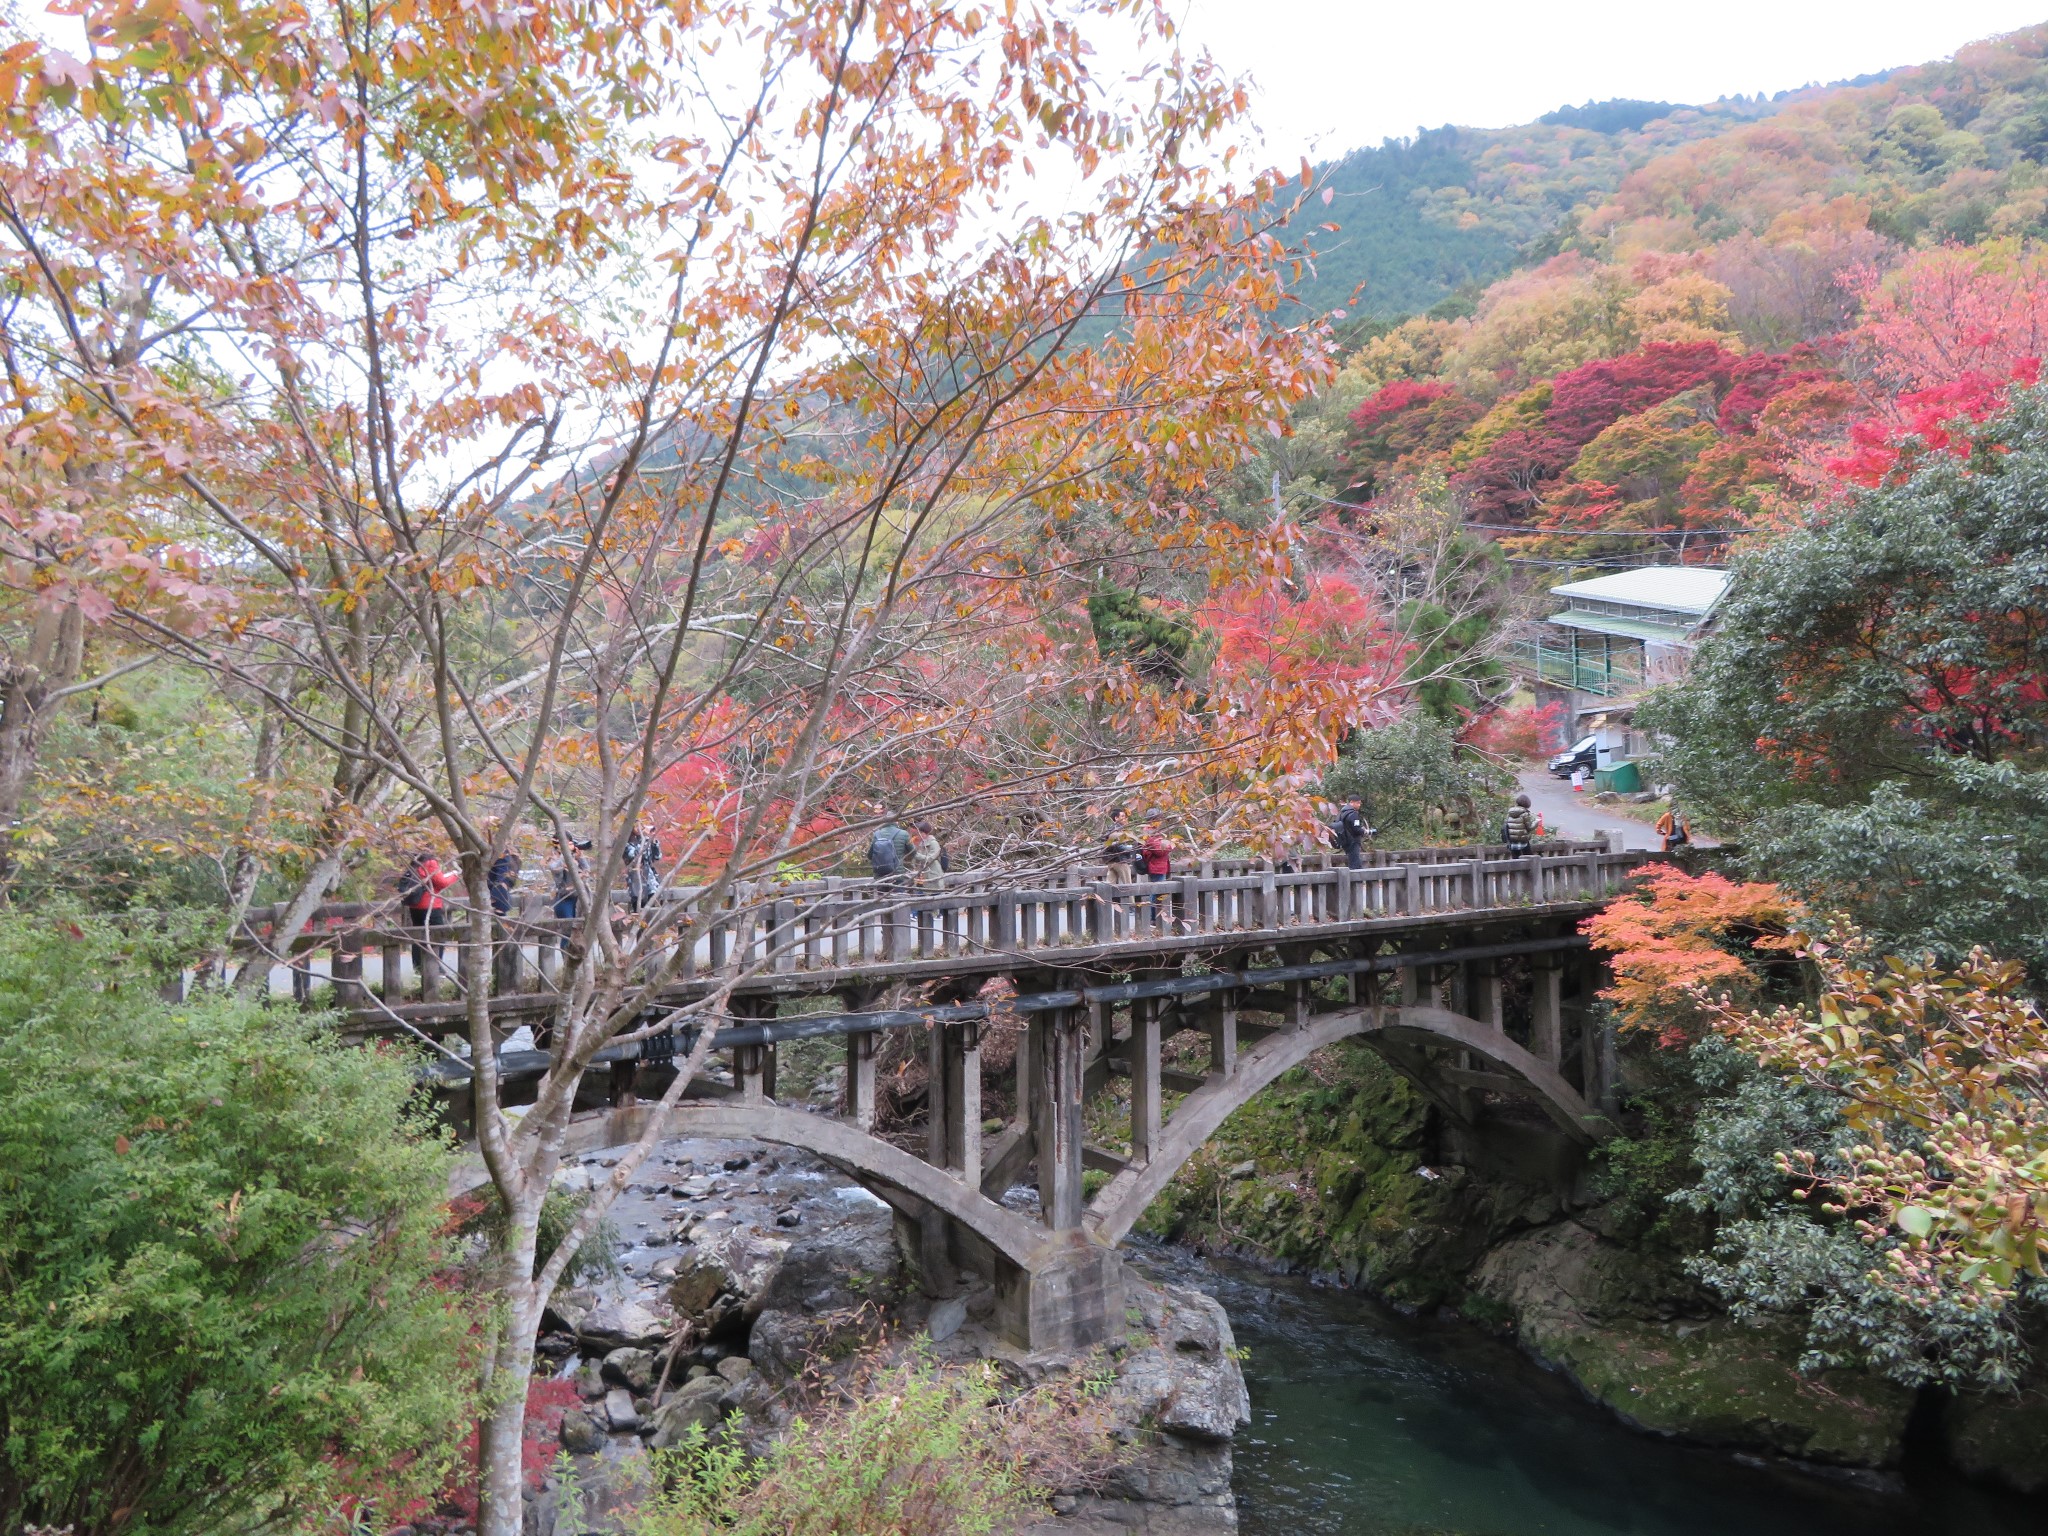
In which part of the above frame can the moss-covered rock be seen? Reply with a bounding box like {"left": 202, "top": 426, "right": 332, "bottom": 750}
{"left": 1136, "top": 1042, "right": 1551, "bottom": 1308}
{"left": 1942, "top": 1387, "right": 2048, "bottom": 1493}
{"left": 1940, "top": 1311, "right": 2048, "bottom": 1493}
{"left": 1474, "top": 1221, "right": 1913, "bottom": 1466}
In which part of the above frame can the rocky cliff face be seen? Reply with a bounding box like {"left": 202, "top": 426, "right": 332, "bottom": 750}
{"left": 521, "top": 1132, "right": 1252, "bottom": 1535}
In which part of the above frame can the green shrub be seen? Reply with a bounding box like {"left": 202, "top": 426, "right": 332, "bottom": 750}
{"left": 0, "top": 914, "right": 473, "bottom": 1535}
{"left": 629, "top": 1354, "right": 1119, "bottom": 1536}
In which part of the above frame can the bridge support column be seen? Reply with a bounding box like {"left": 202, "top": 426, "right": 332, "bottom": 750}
{"left": 844, "top": 1030, "right": 877, "bottom": 1130}
{"left": 1469, "top": 960, "right": 1504, "bottom": 1033}
{"left": 933, "top": 1020, "right": 983, "bottom": 1190}
{"left": 1286, "top": 979, "right": 1311, "bottom": 1031}
{"left": 1531, "top": 955, "right": 1563, "bottom": 1068}
{"left": 1131, "top": 998, "right": 1161, "bottom": 1164}
{"left": 1207, "top": 993, "right": 1237, "bottom": 1081}
{"left": 1564, "top": 953, "right": 1605, "bottom": 1106}
{"left": 1030, "top": 1006, "right": 1086, "bottom": 1230}
{"left": 735, "top": 1044, "right": 774, "bottom": 1104}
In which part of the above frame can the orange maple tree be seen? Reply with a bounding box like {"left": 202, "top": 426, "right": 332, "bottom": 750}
{"left": 1583, "top": 866, "right": 1801, "bottom": 1045}
{"left": 0, "top": 2, "right": 1345, "bottom": 1525}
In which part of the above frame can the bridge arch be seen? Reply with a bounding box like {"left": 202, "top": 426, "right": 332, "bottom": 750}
{"left": 1084, "top": 1003, "right": 1610, "bottom": 1246}
{"left": 661, "top": 1101, "right": 1046, "bottom": 1268}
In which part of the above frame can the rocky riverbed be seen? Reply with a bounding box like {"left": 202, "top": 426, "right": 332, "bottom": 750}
{"left": 521, "top": 1134, "right": 1251, "bottom": 1535}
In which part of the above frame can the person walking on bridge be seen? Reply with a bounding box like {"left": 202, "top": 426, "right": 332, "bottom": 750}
{"left": 1501, "top": 794, "right": 1537, "bottom": 857}
{"left": 623, "top": 825, "right": 663, "bottom": 912}
{"left": 487, "top": 849, "right": 521, "bottom": 917}
{"left": 868, "top": 815, "right": 912, "bottom": 882}
{"left": 398, "top": 849, "right": 459, "bottom": 976}
{"left": 1103, "top": 808, "right": 1141, "bottom": 881}
{"left": 1656, "top": 802, "right": 1692, "bottom": 853}
{"left": 1332, "top": 795, "right": 1370, "bottom": 870}
{"left": 1140, "top": 827, "right": 1175, "bottom": 928}
{"left": 907, "top": 820, "right": 944, "bottom": 885}
{"left": 549, "top": 834, "right": 590, "bottom": 950}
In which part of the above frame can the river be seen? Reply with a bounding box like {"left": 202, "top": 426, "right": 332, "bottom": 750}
{"left": 1129, "top": 1243, "right": 2036, "bottom": 1536}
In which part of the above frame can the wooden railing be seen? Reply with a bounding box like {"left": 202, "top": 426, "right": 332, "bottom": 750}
{"left": 232, "top": 839, "right": 1642, "bottom": 1016}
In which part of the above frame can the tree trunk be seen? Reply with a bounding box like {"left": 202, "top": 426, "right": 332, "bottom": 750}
{"left": 195, "top": 707, "right": 283, "bottom": 985}
{"left": 476, "top": 1205, "right": 545, "bottom": 1536}
{"left": 0, "top": 602, "right": 85, "bottom": 897}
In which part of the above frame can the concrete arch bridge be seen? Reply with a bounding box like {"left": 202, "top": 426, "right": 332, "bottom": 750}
{"left": 353, "top": 841, "right": 1652, "bottom": 1350}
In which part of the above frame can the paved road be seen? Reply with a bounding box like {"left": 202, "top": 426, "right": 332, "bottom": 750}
{"left": 1514, "top": 768, "right": 1717, "bottom": 852}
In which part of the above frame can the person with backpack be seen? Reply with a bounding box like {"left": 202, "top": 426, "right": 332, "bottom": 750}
{"left": 623, "top": 826, "right": 663, "bottom": 912}
{"left": 1501, "top": 794, "right": 1537, "bottom": 857}
{"left": 1332, "top": 796, "right": 1370, "bottom": 870}
{"left": 1656, "top": 803, "right": 1692, "bottom": 853}
{"left": 868, "top": 816, "right": 912, "bottom": 881}
{"left": 487, "top": 849, "right": 521, "bottom": 916}
{"left": 398, "top": 849, "right": 460, "bottom": 972}
{"left": 1102, "top": 808, "right": 1141, "bottom": 881}
{"left": 549, "top": 834, "right": 590, "bottom": 947}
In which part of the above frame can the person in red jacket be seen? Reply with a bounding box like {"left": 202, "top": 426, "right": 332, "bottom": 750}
{"left": 399, "top": 850, "right": 460, "bottom": 973}
{"left": 1140, "top": 829, "right": 1174, "bottom": 927}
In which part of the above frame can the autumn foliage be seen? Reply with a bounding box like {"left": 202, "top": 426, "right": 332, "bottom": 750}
{"left": 1706, "top": 938, "right": 2048, "bottom": 1307}
{"left": 1583, "top": 867, "right": 1800, "bottom": 1045}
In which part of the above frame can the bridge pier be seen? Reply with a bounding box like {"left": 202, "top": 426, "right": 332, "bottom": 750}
{"left": 1531, "top": 953, "right": 1563, "bottom": 1068}
{"left": 1206, "top": 993, "right": 1237, "bottom": 1081}
{"left": 1030, "top": 1005, "right": 1087, "bottom": 1231}
{"left": 1468, "top": 959, "right": 1504, "bottom": 1032}
{"left": 995, "top": 1234, "right": 1126, "bottom": 1354}
{"left": 844, "top": 1029, "right": 878, "bottom": 1130}
{"left": 1130, "top": 997, "right": 1161, "bottom": 1164}
{"left": 928, "top": 1020, "right": 982, "bottom": 1191}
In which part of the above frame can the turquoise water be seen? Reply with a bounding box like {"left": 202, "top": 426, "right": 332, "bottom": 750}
{"left": 1131, "top": 1246, "right": 2036, "bottom": 1536}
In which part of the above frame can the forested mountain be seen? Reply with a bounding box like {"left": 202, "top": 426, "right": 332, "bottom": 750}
{"left": 1238, "top": 23, "right": 2048, "bottom": 561}
{"left": 1292, "top": 26, "right": 2048, "bottom": 321}
{"left": 1293, "top": 97, "right": 1783, "bottom": 319}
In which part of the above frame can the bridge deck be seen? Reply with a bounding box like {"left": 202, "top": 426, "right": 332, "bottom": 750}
{"left": 235, "top": 840, "right": 1644, "bottom": 1034}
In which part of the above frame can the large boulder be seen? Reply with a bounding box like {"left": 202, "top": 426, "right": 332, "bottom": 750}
{"left": 1017, "top": 1279, "right": 1246, "bottom": 1536}
{"left": 1940, "top": 1313, "right": 2048, "bottom": 1494}
{"left": 666, "top": 1228, "right": 794, "bottom": 1340}
{"left": 1473, "top": 1220, "right": 1914, "bottom": 1467}
{"left": 746, "top": 1216, "right": 910, "bottom": 1391}
{"left": 556, "top": 1408, "right": 605, "bottom": 1455}
{"left": 1113, "top": 1282, "right": 1250, "bottom": 1445}
{"left": 1944, "top": 1386, "right": 2048, "bottom": 1493}
{"left": 600, "top": 1346, "right": 657, "bottom": 1396}
{"left": 572, "top": 1294, "right": 670, "bottom": 1352}
{"left": 649, "top": 1374, "right": 734, "bottom": 1449}
{"left": 754, "top": 1218, "right": 903, "bottom": 1315}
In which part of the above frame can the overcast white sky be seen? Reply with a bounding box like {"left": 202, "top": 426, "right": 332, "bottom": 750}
{"left": 1178, "top": 1, "right": 2048, "bottom": 161}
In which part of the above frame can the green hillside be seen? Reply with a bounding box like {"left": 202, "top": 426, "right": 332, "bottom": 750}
{"left": 1288, "top": 97, "right": 1791, "bottom": 319}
